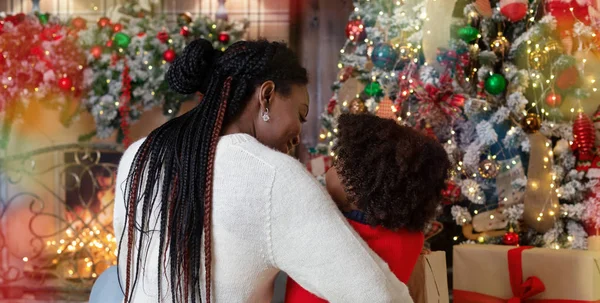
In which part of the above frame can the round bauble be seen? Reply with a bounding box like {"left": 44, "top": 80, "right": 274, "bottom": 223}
{"left": 218, "top": 32, "right": 230, "bottom": 44}
{"left": 97, "top": 17, "right": 111, "bottom": 28}
{"left": 521, "top": 113, "right": 542, "bottom": 134}
{"left": 113, "top": 32, "right": 131, "bottom": 48}
{"left": 58, "top": 77, "right": 72, "bottom": 91}
{"left": 485, "top": 74, "right": 507, "bottom": 95}
{"left": 502, "top": 230, "right": 519, "bottom": 245}
{"left": 371, "top": 43, "right": 398, "bottom": 70}
{"left": 112, "top": 23, "right": 123, "bottom": 33}
{"left": 71, "top": 17, "right": 87, "bottom": 30}
{"left": 349, "top": 98, "right": 367, "bottom": 114}
{"left": 491, "top": 32, "right": 510, "bottom": 57}
{"left": 163, "top": 49, "right": 176, "bottom": 63}
{"left": 458, "top": 25, "right": 479, "bottom": 43}
{"left": 545, "top": 92, "right": 562, "bottom": 108}
{"left": 157, "top": 31, "right": 169, "bottom": 43}
{"left": 478, "top": 159, "right": 499, "bottom": 179}
{"left": 90, "top": 45, "right": 103, "bottom": 59}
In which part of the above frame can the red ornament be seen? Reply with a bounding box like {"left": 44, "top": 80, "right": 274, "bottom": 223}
{"left": 40, "top": 26, "right": 63, "bottom": 41}
{"left": 345, "top": 20, "right": 366, "bottom": 42}
{"left": 106, "top": 40, "right": 114, "bottom": 48}
{"left": 157, "top": 31, "right": 169, "bottom": 43}
{"left": 163, "top": 49, "right": 176, "bottom": 63}
{"left": 180, "top": 26, "right": 190, "bottom": 37}
{"left": 545, "top": 92, "right": 562, "bottom": 108}
{"left": 573, "top": 112, "right": 596, "bottom": 157}
{"left": 502, "top": 230, "right": 519, "bottom": 245}
{"left": 218, "top": 32, "right": 230, "bottom": 44}
{"left": 97, "top": 17, "right": 111, "bottom": 28}
{"left": 499, "top": 0, "right": 528, "bottom": 22}
{"left": 327, "top": 98, "right": 337, "bottom": 114}
{"left": 112, "top": 23, "right": 123, "bottom": 32}
{"left": 58, "top": 76, "right": 73, "bottom": 91}
{"left": 556, "top": 66, "right": 580, "bottom": 90}
{"left": 441, "top": 180, "right": 461, "bottom": 205}
{"left": 71, "top": 17, "right": 87, "bottom": 30}
{"left": 137, "top": 32, "right": 146, "bottom": 37}
{"left": 90, "top": 46, "right": 103, "bottom": 59}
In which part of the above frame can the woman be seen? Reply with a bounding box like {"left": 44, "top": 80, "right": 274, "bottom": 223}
{"left": 113, "top": 39, "right": 413, "bottom": 303}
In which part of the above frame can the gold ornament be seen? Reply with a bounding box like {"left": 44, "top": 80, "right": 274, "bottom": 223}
{"left": 478, "top": 159, "right": 499, "bottom": 179}
{"left": 398, "top": 45, "right": 413, "bottom": 61}
{"left": 521, "top": 113, "right": 542, "bottom": 134}
{"left": 528, "top": 49, "right": 547, "bottom": 70}
{"left": 349, "top": 98, "right": 367, "bottom": 114}
{"left": 491, "top": 32, "right": 510, "bottom": 58}
{"left": 544, "top": 40, "right": 563, "bottom": 56}
{"left": 178, "top": 12, "right": 193, "bottom": 25}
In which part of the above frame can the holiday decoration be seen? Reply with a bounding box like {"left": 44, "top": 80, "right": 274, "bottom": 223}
{"left": 458, "top": 25, "right": 479, "bottom": 43}
{"left": 491, "top": 32, "right": 510, "bottom": 57}
{"left": 521, "top": 113, "right": 541, "bottom": 134}
{"left": 113, "top": 32, "right": 131, "bottom": 48}
{"left": 177, "top": 12, "right": 193, "bottom": 25}
{"left": 573, "top": 112, "right": 595, "bottom": 157}
{"left": 364, "top": 81, "right": 383, "bottom": 97}
{"left": 71, "top": 17, "right": 87, "bottom": 30}
{"left": 441, "top": 180, "right": 461, "bottom": 205}
{"left": 106, "top": 40, "right": 113, "bottom": 48}
{"left": 545, "top": 92, "right": 562, "bottom": 108}
{"left": 484, "top": 74, "right": 507, "bottom": 95}
{"left": 180, "top": 26, "right": 191, "bottom": 37}
{"left": 528, "top": 49, "right": 547, "bottom": 70}
{"left": 376, "top": 97, "right": 396, "bottom": 120}
{"left": 163, "top": 49, "right": 176, "bottom": 63}
{"left": 499, "top": 0, "right": 528, "bottom": 22}
{"left": 157, "top": 31, "right": 169, "bottom": 43}
{"left": 90, "top": 46, "right": 103, "bottom": 59}
{"left": 112, "top": 23, "right": 123, "bottom": 33}
{"left": 345, "top": 19, "right": 366, "bottom": 42}
{"left": 349, "top": 98, "right": 367, "bottom": 114}
{"left": 556, "top": 66, "right": 579, "bottom": 90}
{"left": 371, "top": 43, "right": 398, "bottom": 70}
{"left": 478, "top": 159, "right": 499, "bottom": 179}
{"left": 502, "top": 228, "right": 519, "bottom": 245}
{"left": 474, "top": 0, "right": 493, "bottom": 17}
{"left": 218, "top": 32, "right": 231, "bottom": 44}
{"left": 37, "top": 13, "right": 49, "bottom": 25}
{"left": 97, "top": 17, "right": 111, "bottom": 28}
{"left": 58, "top": 77, "right": 73, "bottom": 91}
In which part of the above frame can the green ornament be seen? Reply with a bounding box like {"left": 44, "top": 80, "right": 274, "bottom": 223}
{"left": 113, "top": 32, "right": 132, "bottom": 48}
{"left": 364, "top": 81, "right": 383, "bottom": 97}
{"left": 38, "top": 13, "right": 49, "bottom": 25}
{"left": 458, "top": 25, "right": 479, "bottom": 43}
{"left": 371, "top": 43, "right": 398, "bottom": 70}
{"left": 485, "top": 74, "right": 507, "bottom": 95}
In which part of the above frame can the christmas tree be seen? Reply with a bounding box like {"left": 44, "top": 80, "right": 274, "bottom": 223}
{"left": 316, "top": 0, "right": 600, "bottom": 249}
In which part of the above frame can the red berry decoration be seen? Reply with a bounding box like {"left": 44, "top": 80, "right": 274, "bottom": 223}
{"left": 157, "top": 31, "right": 169, "bottom": 43}
{"left": 163, "top": 49, "right": 176, "bottom": 63}
{"left": 58, "top": 77, "right": 73, "bottom": 91}
{"left": 137, "top": 32, "right": 146, "bottom": 37}
{"left": 502, "top": 229, "right": 519, "bottom": 245}
{"left": 91, "top": 45, "right": 103, "bottom": 59}
{"left": 218, "top": 32, "right": 230, "bottom": 44}
{"left": 180, "top": 26, "right": 190, "bottom": 37}
{"left": 112, "top": 23, "right": 123, "bottom": 32}
{"left": 106, "top": 40, "right": 114, "bottom": 48}
{"left": 71, "top": 17, "right": 87, "bottom": 30}
{"left": 545, "top": 92, "right": 562, "bottom": 108}
{"left": 97, "top": 17, "right": 111, "bottom": 28}
{"left": 441, "top": 180, "right": 461, "bottom": 205}
{"left": 345, "top": 19, "right": 366, "bottom": 42}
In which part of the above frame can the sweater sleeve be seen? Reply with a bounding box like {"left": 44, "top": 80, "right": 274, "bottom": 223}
{"left": 268, "top": 159, "right": 413, "bottom": 303}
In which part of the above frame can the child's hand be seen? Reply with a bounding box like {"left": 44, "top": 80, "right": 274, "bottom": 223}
{"left": 421, "top": 248, "right": 431, "bottom": 255}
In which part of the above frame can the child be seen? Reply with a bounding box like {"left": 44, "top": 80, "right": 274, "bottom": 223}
{"left": 285, "top": 114, "right": 450, "bottom": 302}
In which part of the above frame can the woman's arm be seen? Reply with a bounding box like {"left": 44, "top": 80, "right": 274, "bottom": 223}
{"left": 268, "top": 161, "right": 413, "bottom": 303}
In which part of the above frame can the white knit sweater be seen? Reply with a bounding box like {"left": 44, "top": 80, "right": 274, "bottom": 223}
{"left": 113, "top": 133, "right": 412, "bottom": 303}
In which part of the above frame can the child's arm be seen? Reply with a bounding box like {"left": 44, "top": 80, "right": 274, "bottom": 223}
{"left": 269, "top": 161, "right": 413, "bottom": 303}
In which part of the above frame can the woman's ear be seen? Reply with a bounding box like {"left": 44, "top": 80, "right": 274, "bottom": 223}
{"left": 259, "top": 80, "right": 276, "bottom": 109}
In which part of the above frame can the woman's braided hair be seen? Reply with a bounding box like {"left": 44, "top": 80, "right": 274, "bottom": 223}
{"left": 119, "top": 39, "right": 307, "bottom": 303}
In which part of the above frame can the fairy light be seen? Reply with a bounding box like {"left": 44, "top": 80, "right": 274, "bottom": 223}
{"left": 474, "top": 210, "right": 478, "bottom": 214}
{"left": 23, "top": 257, "right": 28, "bottom": 262}
{"left": 478, "top": 236, "right": 485, "bottom": 243}
{"left": 106, "top": 79, "right": 111, "bottom": 84}
{"left": 453, "top": 236, "right": 458, "bottom": 241}
{"left": 490, "top": 215, "right": 495, "bottom": 219}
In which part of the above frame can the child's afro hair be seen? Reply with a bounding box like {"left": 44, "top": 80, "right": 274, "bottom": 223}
{"left": 333, "top": 114, "right": 450, "bottom": 232}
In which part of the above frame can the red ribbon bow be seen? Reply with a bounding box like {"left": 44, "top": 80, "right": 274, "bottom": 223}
{"left": 507, "top": 247, "right": 546, "bottom": 303}
{"left": 411, "top": 71, "right": 465, "bottom": 121}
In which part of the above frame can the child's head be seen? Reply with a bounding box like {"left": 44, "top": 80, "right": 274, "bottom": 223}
{"left": 329, "top": 114, "right": 450, "bottom": 232}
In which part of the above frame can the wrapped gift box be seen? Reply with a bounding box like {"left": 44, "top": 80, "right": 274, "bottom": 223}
{"left": 453, "top": 244, "right": 600, "bottom": 302}
{"left": 407, "top": 251, "right": 449, "bottom": 303}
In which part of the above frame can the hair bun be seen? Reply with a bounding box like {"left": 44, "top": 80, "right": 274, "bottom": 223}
{"left": 167, "top": 39, "right": 221, "bottom": 95}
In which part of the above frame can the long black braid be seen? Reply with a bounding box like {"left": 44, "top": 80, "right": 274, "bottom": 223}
{"left": 118, "top": 39, "right": 308, "bottom": 303}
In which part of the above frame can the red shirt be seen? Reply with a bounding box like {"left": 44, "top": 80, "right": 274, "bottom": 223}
{"left": 285, "top": 218, "right": 424, "bottom": 302}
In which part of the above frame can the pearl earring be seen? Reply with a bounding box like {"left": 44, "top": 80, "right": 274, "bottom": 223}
{"left": 262, "top": 108, "right": 270, "bottom": 122}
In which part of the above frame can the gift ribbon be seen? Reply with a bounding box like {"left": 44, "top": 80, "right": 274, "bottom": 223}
{"left": 411, "top": 71, "right": 465, "bottom": 121}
